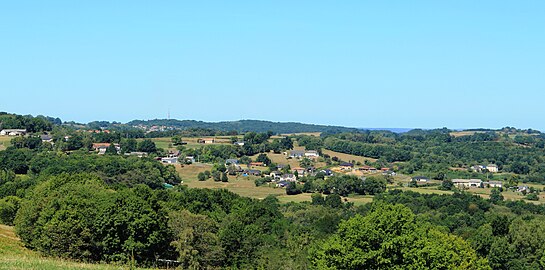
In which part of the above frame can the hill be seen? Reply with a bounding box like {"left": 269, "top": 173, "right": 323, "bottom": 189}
{"left": 126, "top": 119, "right": 359, "bottom": 134}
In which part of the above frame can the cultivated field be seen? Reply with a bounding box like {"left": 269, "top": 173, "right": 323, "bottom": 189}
{"left": 321, "top": 149, "right": 378, "bottom": 163}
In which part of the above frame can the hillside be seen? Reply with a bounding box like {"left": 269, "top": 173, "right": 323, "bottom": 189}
{"left": 126, "top": 119, "right": 358, "bottom": 134}
{"left": 0, "top": 225, "right": 142, "bottom": 270}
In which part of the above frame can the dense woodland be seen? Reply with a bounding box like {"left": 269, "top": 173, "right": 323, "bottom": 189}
{"left": 3, "top": 113, "right": 545, "bottom": 269}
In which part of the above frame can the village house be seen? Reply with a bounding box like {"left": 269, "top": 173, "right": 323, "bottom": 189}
{"left": 452, "top": 179, "right": 483, "bottom": 188}
{"left": 484, "top": 181, "right": 503, "bottom": 188}
{"left": 92, "top": 143, "right": 120, "bottom": 155}
{"left": 304, "top": 150, "right": 320, "bottom": 158}
{"left": 185, "top": 156, "right": 195, "bottom": 163}
{"left": 412, "top": 176, "right": 429, "bottom": 182}
{"left": 292, "top": 167, "right": 306, "bottom": 176}
{"left": 340, "top": 162, "right": 354, "bottom": 171}
{"left": 125, "top": 152, "right": 148, "bottom": 158}
{"left": 486, "top": 164, "right": 499, "bottom": 173}
{"left": 288, "top": 150, "right": 305, "bottom": 158}
{"left": 269, "top": 171, "right": 282, "bottom": 179}
{"left": 0, "top": 129, "right": 27, "bottom": 136}
{"left": 359, "top": 166, "right": 378, "bottom": 173}
{"left": 276, "top": 180, "right": 289, "bottom": 188}
{"left": 471, "top": 165, "right": 486, "bottom": 172}
{"left": 244, "top": 169, "right": 262, "bottom": 176}
{"left": 161, "top": 157, "right": 178, "bottom": 164}
{"left": 40, "top": 134, "right": 54, "bottom": 143}
{"left": 233, "top": 141, "right": 245, "bottom": 146}
{"left": 225, "top": 159, "right": 239, "bottom": 166}
{"left": 320, "top": 169, "right": 334, "bottom": 176}
{"left": 280, "top": 174, "right": 297, "bottom": 182}
{"left": 198, "top": 138, "right": 215, "bottom": 144}
{"left": 382, "top": 170, "right": 397, "bottom": 176}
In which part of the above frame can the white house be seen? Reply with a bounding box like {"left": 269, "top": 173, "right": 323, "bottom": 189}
{"left": 486, "top": 164, "right": 499, "bottom": 173}
{"left": 485, "top": 181, "right": 503, "bottom": 188}
{"left": 0, "top": 129, "right": 26, "bottom": 136}
{"left": 304, "top": 150, "right": 320, "bottom": 158}
{"left": 280, "top": 174, "right": 297, "bottom": 182}
{"left": 161, "top": 157, "right": 178, "bottom": 164}
{"left": 412, "top": 176, "right": 429, "bottom": 182}
{"left": 453, "top": 179, "right": 483, "bottom": 188}
{"left": 289, "top": 150, "right": 305, "bottom": 158}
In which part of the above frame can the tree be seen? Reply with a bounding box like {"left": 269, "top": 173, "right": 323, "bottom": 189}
{"left": 311, "top": 193, "right": 325, "bottom": 205}
{"left": 280, "top": 137, "right": 293, "bottom": 150}
{"left": 362, "top": 176, "right": 386, "bottom": 195}
{"left": 256, "top": 154, "right": 271, "bottom": 166}
{"left": 137, "top": 139, "right": 157, "bottom": 153}
{"left": 197, "top": 172, "right": 206, "bottom": 181}
{"left": 169, "top": 210, "right": 224, "bottom": 269}
{"left": 310, "top": 203, "right": 490, "bottom": 269}
{"left": 212, "top": 171, "right": 221, "bottom": 182}
{"left": 490, "top": 188, "right": 504, "bottom": 204}
{"left": 286, "top": 182, "right": 301, "bottom": 195}
{"left": 221, "top": 172, "right": 229, "bottom": 182}
{"left": 104, "top": 143, "right": 117, "bottom": 155}
{"left": 324, "top": 194, "right": 342, "bottom": 208}
{"left": 441, "top": 179, "right": 454, "bottom": 190}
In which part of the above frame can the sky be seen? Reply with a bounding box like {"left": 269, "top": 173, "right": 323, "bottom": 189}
{"left": 1, "top": 1, "right": 544, "bottom": 130}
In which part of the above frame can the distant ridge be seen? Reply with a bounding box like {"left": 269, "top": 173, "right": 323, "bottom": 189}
{"left": 126, "top": 119, "right": 359, "bottom": 134}
{"left": 360, "top": 128, "right": 413, "bottom": 133}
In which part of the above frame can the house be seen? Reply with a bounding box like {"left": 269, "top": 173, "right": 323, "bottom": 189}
{"left": 0, "top": 129, "right": 26, "bottom": 136}
{"left": 382, "top": 170, "right": 397, "bottom": 176}
{"left": 452, "top": 179, "right": 483, "bottom": 188}
{"left": 289, "top": 150, "right": 305, "bottom": 158}
{"left": 270, "top": 171, "right": 282, "bottom": 179}
{"left": 250, "top": 162, "right": 266, "bottom": 167}
{"left": 471, "top": 165, "right": 486, "bottom": 172}
{"left": 340, "top": 162, "right": 354, "bottom": 170}
{"left": 381, "top": 167, "right": 390, "bottom": 172}
{"left": 233, "top": 141, "right": 245, "bottom": 146}
{"left": 276, "top": 181, "right": 289, "bottom": 188}
{"left": 304, "top": 150, "right": 320, "bottom": 158}
{"left": 244, "top": 169, "right": 262, "bottom": 176}
{"left": 185, "top": 156, "right": 196, "bottom": 163}
{"left": 161, "top": 157, "right": 178, "bottom": 164}
{"left": 320, "top": 169, "right": 334, "bottom": 176}
{"left": 292, "top": 167, "right": 306, "bottom": 176}
{"left": 198, "top": 138, "right": 215, "bottom": 144}
{"left": 484, "top": 181, "right": 503, "bottom": 188}
{"left": 486, "top": 164, "right": 499, "bottom": 173}
{"left": 277, "top": 164, "right": 288, "bottom": 170}
{"left": 280, "top": 174, "right": 297, "bottom": 182}
{"left": 412, "top": 176, "right": 429, "bottom": 182}
{"left": 125, "top": 152, "right": 148, "bottom": 158}
{"left": 40, "top": 134, "right": 54, "bottom": 143}
{"left": 516, "top": 185, "right": 530, "bottom": 193}
{"left": 168, "top": 150, "right": 181, "bottom": 158}
{"left": 225, "top": 159, "right": 239, "bottom": 166}
{"left": 92, "top": 143, "right": 120, "bottom": 154}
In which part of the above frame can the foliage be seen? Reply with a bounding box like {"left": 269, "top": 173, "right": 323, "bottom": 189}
{"left": 310, "top": 203, "right": 490, "bottom": 269}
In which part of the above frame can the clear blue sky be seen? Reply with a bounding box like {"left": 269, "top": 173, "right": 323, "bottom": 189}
{"left": 1, "top": 1, "right": 544, "bottom": 129}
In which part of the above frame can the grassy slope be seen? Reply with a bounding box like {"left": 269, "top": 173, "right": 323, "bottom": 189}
{"left": 0, "top": 225, "right": 148, "bottom": 270}
{"left": 0, "top": 136, "right": 11, "bottom": 151}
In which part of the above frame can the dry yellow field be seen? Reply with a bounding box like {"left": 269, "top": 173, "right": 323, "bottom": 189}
{"left": 322, "top": 149, "right": 377, "bottom": 163}
{"left": 0, "top": 136, "right": 11, "bottom": 151}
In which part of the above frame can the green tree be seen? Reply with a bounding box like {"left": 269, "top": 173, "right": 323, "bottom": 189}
{"left": 197, "top": 172, "right": 206, "bottom": 181}
{"left": 137, "top": 139, "right": 157, "bottom": 153}
{"left": 310, "top": 203, "right": 490, "bottom": 269}
{"left": 489, "top": 188, "right": 504, "bottom": 204}
{"left": 256, "top": 153, "right": 271, "bottom": 165}
{"left": 169, "top": 210, "right": 224, "bottom": 269}
{"left": 221, "top": 172, "right": 229, "bottom": 182}
{"left": 104, "top": 143, "right": 117, "bottom": 155}
{"left": 286, "top": 182, "right": 301, "bottom": 195}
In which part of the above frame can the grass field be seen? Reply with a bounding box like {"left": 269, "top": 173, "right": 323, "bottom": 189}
{"left": 322, "top": 149, "right": 377, "bottom": 164}
{"left": 0, "top": 136, "right": 11, "bottom": 151}
{"left": 0, "top": 225, "right": 147, "bottom": 270}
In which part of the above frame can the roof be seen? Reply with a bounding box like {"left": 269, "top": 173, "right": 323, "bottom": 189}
{"left": 452, "top": 179, "right": 482, "bottom": 183}
{"left": 289, "top": 150, "right": 305, "bottom": 155}
{"left": 225, "top": 159, "right": 239, "bottom": 164}
{"left": 41, "top": 135, "right": 52, "bottom": 140}
{"left": 487, "top": 164, "right": 498, "bottom": 167}
{"left": 412, "top": 176, "right": 429, "bottom": 180}
{"left": 1, "top": 129, "right": 26, "bottom": 132}
{"left": 340, "top": 162, "right": 354, "bottom": 167}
